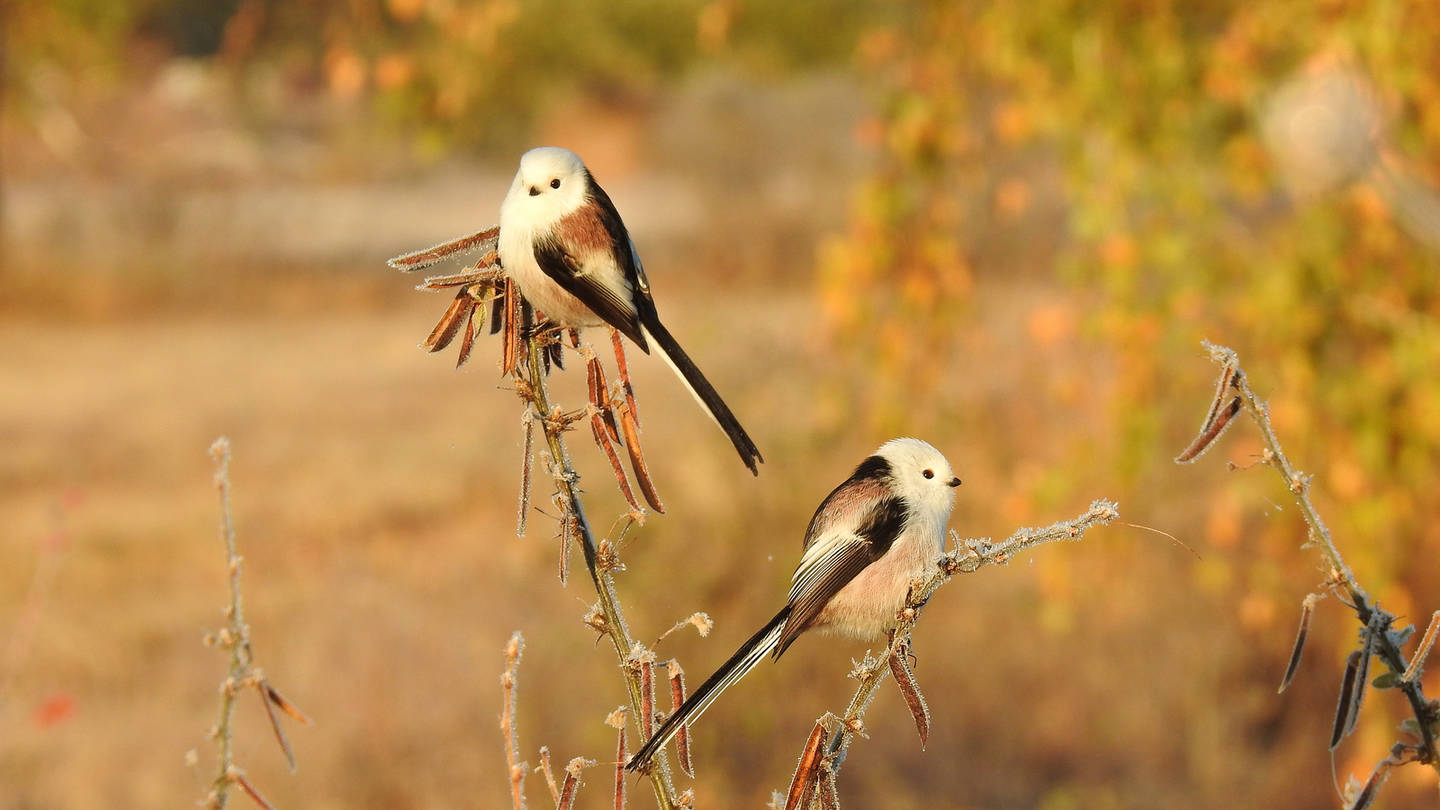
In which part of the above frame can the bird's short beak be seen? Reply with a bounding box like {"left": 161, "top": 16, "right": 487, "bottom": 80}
{"left": 948, "top": 477, "right": 962, "bottom": 488}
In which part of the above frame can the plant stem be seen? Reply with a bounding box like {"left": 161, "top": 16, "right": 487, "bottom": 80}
{"left": 208, "top": 438, "right": 251, "bottom": 808}
{"left": 821, "top": 500, "right": 1120, "bottom": 776}
{"left": 521, "top": 335, "right": 680, "bottom": 810}
{"left": 1209, "top": 343, "right": 1440, "bottom": 771}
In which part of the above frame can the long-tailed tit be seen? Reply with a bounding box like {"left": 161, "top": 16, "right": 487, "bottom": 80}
{"left": 498, "top": 146, "right": 763, "bottom": 474}
{"left": 627, "top": 437, "right": 962, "bottom": 771}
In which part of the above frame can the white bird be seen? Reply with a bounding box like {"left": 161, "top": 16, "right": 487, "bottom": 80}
{"left": 498, "top": 146, "right": 763, "bottom": 474}
{"left": 626, "top": 437, "right": 962, "bottom": 771}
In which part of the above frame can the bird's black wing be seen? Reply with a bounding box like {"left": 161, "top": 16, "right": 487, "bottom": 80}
{"left": 531, "top": 230, "right": 647, "bottom": 347}
{"left": 775, "top": 495, "right": 909, "bottom": 657}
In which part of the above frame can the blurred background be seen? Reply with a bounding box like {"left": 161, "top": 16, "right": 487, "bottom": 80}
{"left": 4, "top": 1, "right": 1440, "bottom": 807}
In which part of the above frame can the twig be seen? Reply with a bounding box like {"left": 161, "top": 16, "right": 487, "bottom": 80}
{"left": 1178, "top": 342, "right": 1440, "bottom": 790}
{"left": 537, "top": 747, "right": 561, "bottom": 806}
{"left": 501, "top": 632, "right": 528, "bottom": 810}
{"left": 557, "top": 757, "right": 596, "bottom": 810}
{"left": 203, "top": 438, "right": 306, "bottom": 809}
{"left": 208, "top": 438, "right": 251, "bottom": 809}
{"left": 813, "top": 500, "right": 1120, "bottom": 792}
{"left": 518, "top": 332, "right": 681, "bottom": 810}
{"left": 606, "top": 708, "right": 630, "bottom": 810}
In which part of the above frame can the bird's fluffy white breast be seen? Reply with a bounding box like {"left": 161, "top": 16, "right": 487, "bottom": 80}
{"left": 497, "top": 150, "right": 606, "bottom": 326}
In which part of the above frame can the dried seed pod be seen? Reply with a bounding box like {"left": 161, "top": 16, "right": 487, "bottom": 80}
{"left": 888, "top": 650, "right": 931, "bottom": 747}
{"left": 1331, "top": 649, "right": 1362, "bottom": 750}
{"left": 416, "top": 264, "right": 501, "bottom": 290}
{"left": 611, "top": 329, "right": 640, "bottom": 427}
{"left": 619, "top": 408, "right": 665, "bottom": 514}
{"left": 592, "top": 413, "right": 642, "bottom": 512}
{"left": 232, "top": 771, "right": 280, "bottom": 810}
{"left": 547, "top": 339, "right": 565, "bottom": 372}
{"left": 423, "top": 289, "right": 474, "bottom": 352}
{"left": 501, "top": 281, "right": 521, "bottom": 376}
{"left": 613, "top": 722, "right": 628, "bottom": 810}
{"left": 455, "top": 303, "right": 479, "bottom": 368}
{"left": 1279, "top": 595, "right": 1316, "bottom": 693}
{"left": 254, "top": 681, "right": 296, "bottom": 772}
{"left": 490, "top": 294, "right": 506, "bottom": 336}
{"left": 387, "top": 226, "right": 500, "bottom": 272}
{"left": 816, "top": 765, "right": 840, "bottom": 810}
{"left": 667, "top": 661, "right": 693, "bottom": 777}
{"left": 639, "top": 657, "right": 656, "bottom": 742}
{"left": 1402, "top": 610, "right": 1440, "bottom": 683}
{"left": 1346, "top": 632, "right": 1374, "bottom": 739}
{"left": 263, "top": 682, "right": 309, "bottom": 725}
{"left": 586, "top": 354, "right": 622, "bottom": 443}
{"left": 517, "top": 411, "right": 535, "bottom": 537}
{"left": 1175, "top": 396, "right": 1241, "bottom": 463}
{"left": 784, "top": 720, "right": 828, "bottom": 810}
{"left": 388, "top": 223, "right": 501, "bottom": 270}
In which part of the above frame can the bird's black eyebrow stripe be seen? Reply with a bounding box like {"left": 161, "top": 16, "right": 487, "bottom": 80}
{"left": 856, "top": 496, "right": 908, "bottom": 556}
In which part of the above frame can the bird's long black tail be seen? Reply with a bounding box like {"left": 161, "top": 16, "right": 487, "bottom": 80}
{"left": 627, "top": 606, "right": 790, "bottom": 772}
{"left": 639, "top": 317, "right": 763, "bottom": 475}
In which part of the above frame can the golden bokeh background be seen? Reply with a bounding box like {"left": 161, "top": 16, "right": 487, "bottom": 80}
{"left": 4, "top": 1, "right": 1440, "bottom": 807}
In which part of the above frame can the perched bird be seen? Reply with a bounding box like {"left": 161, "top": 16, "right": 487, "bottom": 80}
{"left": 626, "top": 437, "right": 962, "bottom": 771}
{"left": 498, "top": 146, "right": 763, "bottom": 474}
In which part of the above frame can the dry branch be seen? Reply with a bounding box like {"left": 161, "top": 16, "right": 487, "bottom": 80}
{"left": 202, "top": 438, "right": 307, "bottom": 809}
{"left": 1177, "top": 342, "right": 1440, "bottom": 802}
{"left": 502, "top": 632, "right": 529, "bottom": 810}
{"left": 800, "top": 500, "right": 1120, "bottom": 805}
{"left": 516, "top": 331, "right": 682, "bottom": 810}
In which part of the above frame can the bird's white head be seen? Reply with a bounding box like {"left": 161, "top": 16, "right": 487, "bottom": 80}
{"left": 499, "top": 146, "right": 592, "bottom": 233}
{"left": 875, "top": 437, "right": 961, "bottom": 516}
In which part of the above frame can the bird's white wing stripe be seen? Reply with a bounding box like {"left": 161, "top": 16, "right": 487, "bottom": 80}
{"left": 789, "top": 533, "right": 865, "bottom": 603}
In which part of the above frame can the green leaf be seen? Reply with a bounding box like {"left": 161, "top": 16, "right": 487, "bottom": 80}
{"left": 1371, "top": 671, "right": 1401, "bottom": 689}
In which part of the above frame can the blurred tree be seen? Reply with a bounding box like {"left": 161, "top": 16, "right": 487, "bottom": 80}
{"left": 4, "top": 0, "right": 890, "bottom": 154}
{"left": 820, "top": 0, "right": 1440, "bottom": 608}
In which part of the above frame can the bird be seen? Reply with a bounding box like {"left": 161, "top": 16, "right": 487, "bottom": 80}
{"left": 626, "top": 437, "right": 962, "bottom": 771}
{"left": 497, "top": 146, "right": 763, "bottom": 475}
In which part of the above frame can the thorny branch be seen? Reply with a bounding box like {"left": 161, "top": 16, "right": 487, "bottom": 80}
{"left": 1176, "top": 342, "right": 1440, "bottom": 803}
{"left": 202, "top": 438, "right": 309, "bottom": 810}
{"left": 788, "top": 500, "right": 1120, "bottom": 807}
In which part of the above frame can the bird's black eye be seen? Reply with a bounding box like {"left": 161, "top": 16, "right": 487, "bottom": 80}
{"left": 550, "top": 178, "right": 561, "bottom": 189}
{"left": 528, "top": 186, "right": 539, "bottom": 196}
{"left": 923, "top": 469, "right": 934, "bottom": 479}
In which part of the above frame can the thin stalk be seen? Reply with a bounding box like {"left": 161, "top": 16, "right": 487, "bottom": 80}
{"left": 208, "top": 438, "right": 252, "bottom": 808}
{"left": 522, "top": 337, "right": 680, "bottom": 810}
{"left": 1210, "top": 343, "right": 1440, "bottom": 771}
{"left": 820, "top": 500, "right": 1120, "bottom": 774}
